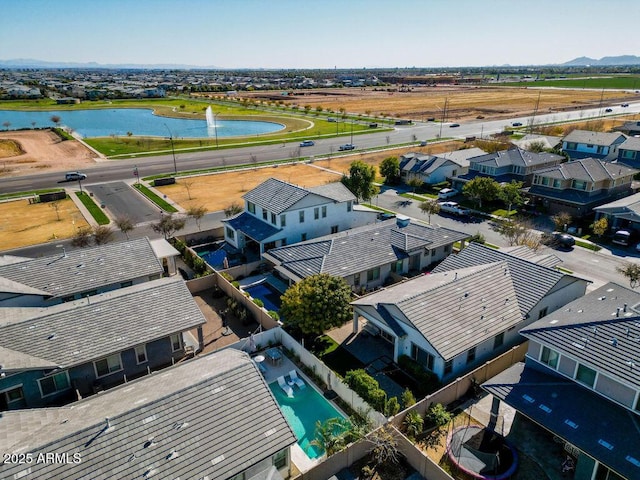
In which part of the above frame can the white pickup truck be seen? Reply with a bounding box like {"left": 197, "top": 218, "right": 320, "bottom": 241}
{"left": 438, "top": 201, "right": 470, "bottom": 216}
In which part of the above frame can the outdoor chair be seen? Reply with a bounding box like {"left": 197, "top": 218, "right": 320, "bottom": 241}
{"left": 288, "top": 370, "right": 305, "bottom": 389}
{"left": 277, "top": 376, "right": 294, "bottom": 397}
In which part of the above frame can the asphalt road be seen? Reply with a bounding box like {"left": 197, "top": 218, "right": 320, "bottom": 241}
{"left": 86, "top": 182, "right": 162, "bottom": 224}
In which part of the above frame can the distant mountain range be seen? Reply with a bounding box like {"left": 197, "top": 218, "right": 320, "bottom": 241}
{"left": 561, "top": 55, "right": 640, "bottom": 66}
{"left": 0, "top": 58, "right": 219, "bottom": 70}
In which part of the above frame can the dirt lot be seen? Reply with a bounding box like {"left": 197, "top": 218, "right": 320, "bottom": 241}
{"left": 0, "top": 196, "right": 90, "bottom": 251}
{"left": 0, "top": 130, "right": 97, "bottom": 177}
{"left": 243, "top": 85, "right": 639, "bottom": 122}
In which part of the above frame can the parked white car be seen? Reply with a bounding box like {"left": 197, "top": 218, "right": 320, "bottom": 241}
{"left": 438, "top": 188, "right": 458, "bottom": 199}
{"left": 438, "top": 201, "right": 470, "bottom": 216}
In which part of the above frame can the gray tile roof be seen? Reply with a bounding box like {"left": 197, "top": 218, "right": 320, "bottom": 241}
{"left": 470, "top": 147, "right": 562, "bottom": 169}
{"left": 265, "top": 218, "right": 469, "bottom": 280}
{"left": 520, "top": 282, "right": 640, "bottom": 389}
{"left": 563, "top": 129, "right": 627, "bottom": 146}
{"left": 500, "top": 246, "right": 562, "bottom": 269}
{"left": 0, "top": 349, "right": 297, "bottom": 480}
{"left": 432, "top": 243, "right": 577, "bottom": 316}
{"left": 545, "top": 157, "right": 636, "bottom": 182}
{"left": 243, "top": 177, "right": 351, "bottom": 215}
{"left": 441, "top": 147, "right": 487, "bottom": 167}
{"left": 222, "top": 211, "right": 282, "bottom": 242}
{"left": 0, "top": 277, "right": 206, "bottom": 370}
{"left": 619, "top": 136, "right": 640, "bottom": 151}
{"left": 0, "top": 238, "right": 163, "bottom": 299}
{"left": 594, "top": 191, "right": 640, "bottom": 213}
{"left": 353, "top": 263, "right": 522, "bottom": 359}
{"left": 482, "top": 363, "right": 640, "bottom": 480}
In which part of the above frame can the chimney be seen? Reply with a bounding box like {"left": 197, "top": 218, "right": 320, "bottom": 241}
{"left": 624, "top": 303, "right": 628, "bottom": 312}
{"left": 396, "top": 215, "right": 410, "bottom": 228}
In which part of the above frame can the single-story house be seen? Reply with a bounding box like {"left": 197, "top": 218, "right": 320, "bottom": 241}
{"left": 399, "top": 147, "right": 485, "bottom": 185}
{"left": 0, "top": 277, "right": 206, "bottom": 410}
{"left": 561, "top": 130, "right": 627, "bottom": 160}
{"left": 593, "top": 191, "right": 640, "bottom": 232}
{"left": 617, "top": 136, "right": 640, "bottom": 169}
{"left": 263, "top": 216, "right": 470, "bottom": 291}
{"left": 525, "top": 157, "right": 638, "bottom": 216}
{"left": 482, "top": 282, "right": 640, "bottom": 480}
{"left": 0, "top": 349, "right": 297, "bottom": 480}
{"left": 613, "top": 120, "right": 640, "bottom": 136}
{"left": 222, "top": 178, "right": 377, "bottom": 255}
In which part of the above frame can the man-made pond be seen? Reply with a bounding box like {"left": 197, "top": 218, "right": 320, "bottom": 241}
{"left": 0, "top": 108, "right": 284, "bottom": 138}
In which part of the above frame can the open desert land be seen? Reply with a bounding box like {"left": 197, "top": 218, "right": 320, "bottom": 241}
{"left": 0, "top": 130, "right": 97, "bottom": 177}
{"left": 243, "top": 85, "right": 639, "bottom": 122}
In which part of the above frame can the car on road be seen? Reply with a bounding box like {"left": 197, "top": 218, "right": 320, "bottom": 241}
{"left": 377, "top": 212, "right": 396, "bottom": 221}
{"left": 299, "top": 140, "right": 315, "bottom": 147}
{"left": 449, "top": 123, "right": 460, "bottom": 128}
{"left": 605, "top": 108, "right": 613, "bottom": 112}
{"left": 541, "top": 232, "right": 575, "bottom": 249}
{"left": 438, "top": 201, "right": 469, "bottom": 216}
{"left": 512, "top": 122, "right": 523, "bottom": 127}
{"left": 327, "top": 117, "right": 337, "bottom": 122}
{"left": 65, "top": 172, "right": 87, "bottom": 181}
{"left": 438, "top": 188, "right": 458, "bottom": 199}
{"left": 338, "top": 143, "right": 356, "bottom": 151}
{"left": 621, "top": 103, "right": 630, "bottom": 107}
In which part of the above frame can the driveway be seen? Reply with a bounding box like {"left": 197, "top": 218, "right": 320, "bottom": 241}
{"left": 85, "top": 181, "right": 162, "bottom": 224}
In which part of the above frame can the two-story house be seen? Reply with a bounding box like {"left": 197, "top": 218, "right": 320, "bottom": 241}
{"left": 0, "top": 237, "right": 167, "bottom": 307}
{"left": 0, "top": 349, "right": 297, "bottom": 480}
{"left": 561, "top": 130, "right": 627, "bottom": 160}
{"left": 482, "top": 282, "right": 640, "bottom": 480}
{"left": 351, "top": 243, "right": 589, "bottom": 383}
{"left": 0, "top": 277, "right": 206, "bottom": 411}
{"left": 399, "top": 147, "right": 485, "bottom": 185}
{"left": 593, "top": 192, "right": 640, "bottom": 233}
{"left": 262, "top": 216, "right": 469, "bottom": 290}
{"left": 526, "top": 157, "right": 637, "bottom": 216}
{"left": 222, "top": 178, "right": 377, "bottom": 255}
{"left": 616, "top": 136, "right": 640, "bottom": 169}
{"left": 450, "top": 146, "right": 564, "bottom": 191}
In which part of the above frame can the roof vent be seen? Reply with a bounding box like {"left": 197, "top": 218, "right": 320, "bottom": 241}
{"left": 48, "top": 334, "right": 56, "bottom": 340}
{"left": 626, "top": 360, "right": 635, "bottom": 369}
{"left": 143, "top": 468, "right": 157, "bottom": 478}
{"left": 174, "top": 422, "right": 189, "bottom": 430}
{"left": 610, "top": 338, "right": 618, "bottom": 347}
{"left": 166, "top": 450, "right": 179, "bottom": 460}
{"left": 616, "top": 308, "right": 621, "bottom": 317}
{"left": 211, "top": 454, "right": 225, "bottom": 465}
{"left": 624, "top": 303, "right": 628, "bottom": 312}
{"left": 598, "top": 296, "right": 606, "bottom": 301}
{"left": 591, "top": 327, "right": 598, "bottom": 336}
{"left": 144, "top": 437, "right": 157, "bottom": 449}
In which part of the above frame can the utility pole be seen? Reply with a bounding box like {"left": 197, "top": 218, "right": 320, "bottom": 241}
{"left": 163, "top": 124, "right": 178, "bottom": 174}
{"left": 438, "top": 98, "right": 449, "bottom": 140}
{"left": 528, "top": 92, "right": 541, "bottom": 134}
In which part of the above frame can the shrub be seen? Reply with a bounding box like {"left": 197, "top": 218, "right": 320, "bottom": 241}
{"left": 425, "top": 403, "right": 452, "bottom": 428}
{"left": 402, "top": 410, "right": 424, "bottom": 440}
{"left": 344, "top": 369, "right": 386, "bottom": 411}
{"left": 398, "top": 355, "right": 440, "bottom": 396}
{"left": 220, "top": 271, "right": 233, "bottom": 282}
{"left": 268, "top": 310, "right": 280, "bottom": 320}
{"left": 401, "top": 388, "right": 416, "bottom": 409}
{"left": 253, "top": 298, "right": 264, "bottom": 308}
{"left": 191, "top": 256, "right": 207, "bottom": 275}
{"left": 231, "top": 281, "right": 240, "bottom": 289}
{"left": 171, "top": 238, "right": 187, "bottom": 254}
{"left": 385, "top": 397, "right": 400, "bottom": 417}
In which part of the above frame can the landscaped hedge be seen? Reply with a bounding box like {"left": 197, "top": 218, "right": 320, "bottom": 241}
{"left": 398, "top": 355, "right": 440, "bottom": 396}
{"left": 344, "top": 369, "right": 386, "bottom": 412}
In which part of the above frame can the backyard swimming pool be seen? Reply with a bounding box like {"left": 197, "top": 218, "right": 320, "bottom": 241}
{"left": 269, "top": 381, "right": 347, "bottom": 459}
{"left": 244, "top": 282, "right": 283, "bottom": 312}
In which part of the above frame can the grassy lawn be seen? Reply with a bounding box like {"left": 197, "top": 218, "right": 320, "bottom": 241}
{"left": 133, "top": 183, "right": 178, "bottom": 212}
{"left": 575, "top": 239, "right": 601, "bottom": 252}
{"left": 0, "top": 188, "right": 65, "bottom": 201}
{"left": 309, "top": 335, "right": 364, "bottom": 378}
{"left": 75, "top": 191, "right": 110, "bottom": 225}
{"left": 500, "top": 75, "right": 640, "bottom": 90}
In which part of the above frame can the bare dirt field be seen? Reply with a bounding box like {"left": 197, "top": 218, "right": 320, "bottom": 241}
{"left": 243, "top": 86, "right": 639, "bottom": 122}
{"left": 0, "top": 130, "right": 97, "bottom": 177}
{"left": 0, "top": 196, "right": 90, "bottom": 251}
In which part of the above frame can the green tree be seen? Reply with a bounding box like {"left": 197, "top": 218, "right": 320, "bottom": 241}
{"left": 592, "top": 217, "right": 608, "bottom": 238}
{"left": 384, "top": 397, "right": 400, "bottom": 417}
{"left": 401, "top": 388, "right": 416, "bottom": 409}
{"left": 224, "top": 202, "right": 243, "bottom": 217}
{"left": 93, "top": 225, "right": 114, "bottom": 245}
{"left": 341, "top": 161, "right": 378, "bottom": 202}
{"left": 617, "top": 262, "right": 640, "bottom": 289}
{"left": 462, "top": 176, "right": 500, "bottom": 208}
{"left": 406, "top": 176, "right": 423, "bottom": 194}
{"left": 280, "top": 274, "right": 352, "bottom": 336}
{"left": 379, "top": 156, "right": 400, "bottom": 185}
{"left": 151, "top": 213, "right": 186, "bottom": 240}
{"left": 497, "top": 217, "right": 541, "bottom": 250}
{"left": 311, "top": 417, "right": 349, "bottom": 457}
{"left": 527, "top": 140, "right": 546, "bottom": 153}
{"left": 498, "top": 180, "right": 524, "bottom": 216}
{"left": 402, "top": 410, "right": 424, "bottom": 440}
{"left": 552, "top": 212, "right": 572, "bottom": 231}
{"left": 419, "top": 199, "right": 441, "bottom": 224}
{"left": 50, "top": 115, "right": 61, "bottom": 126}
{"left": 425, "top": 403, "right": 452, "bottom": 427}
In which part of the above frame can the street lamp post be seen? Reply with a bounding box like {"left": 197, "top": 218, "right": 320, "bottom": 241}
{"left": 350, "top": 119, "right": 354, "bottom": 144}
{"left": 163, "top": 124, "right": 178, "bottom": 174}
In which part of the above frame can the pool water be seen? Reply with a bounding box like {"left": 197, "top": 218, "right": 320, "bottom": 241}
{"left": 269, "top": 381, "right": 347, "bottom": 459}
{"left": 244, "top": 282, "right": 282, "bottom": 312}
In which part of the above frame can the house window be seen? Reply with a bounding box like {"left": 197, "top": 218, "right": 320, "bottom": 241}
{"left": 38, "top": 371, "right": 70, "bottom": 397}
{"left": 135, "top": 344, "right": 148, "bottom": 364}
{"left": 380, "top": 330, "right": 394, "bottom": 344}
{"left": 322, "top": 206, "right": 327, "bottom": 217}
{"left": 538, "top": 307, "right": 548, "bottom": 319}
{"left": 576, "top": 364, "right": 596, "bottom": 387}
{"left": 444, "top": 359, "right": 453, "bottom": 375}
{"left": 391, "top": 260, "right": 403, "bottom": 273}
{"left": 280, "top": 214, "right": 286, "bottom": 227}
{"left": 552, "top": 179, "right": 562, "bottom": 188}
{"left": 494, "top": 332, "right": 504, "bottom": 349}
{"left": 586, "top": 144, "right": 594, "bottom": 149}
{"left": 61, "top": 295, "right": 75, "bottom": 303}
{"left": 366, "top": 267, "right": 380, "bottom": 282}
{"left": 347, "top": 202, "right": 352, "bottom": 212}
{"left": 540, "top": 346, "right": 559, "bottom": 369}
{"left": 225, "top": 226, "right": 235, "bottom": 240}
{"left": 271, "top": 213, "right": 276, "bottom": 225}
{"left": 541, "top": 177, "right": 550, "bottom": 186}
{"left": 120, "top": 281, "right": 133, "bottom": 288}
{"left": 299, "top": 211, "right": 305, "bottom": 223}
{"left": 431, "top": 248, "right": 436, "bottom": 256}
{"left": 466, "top": 347, "right": 476, "bottom": 364}
{"left": 273, "top": 450, "right": 287, "bottom": 469}
{"left": 331, "top": 225, "right": 338, "bottom": 234}
{"left": 301, "top": 233, "right": 307, "bottom": 242}
{"left": 247, "top": 202, "right": 256, "bottom": 214}
{"left": 354, "top": 272, "right": 360, "bottom": 286}
{"left": 2, "top": 386, "right": 24, "bottom": 408}
{"left": 566, "top": 142, "right": 577, "bottom": 150}
{"left": 94, "top": 354, "right": 123, "bottom": 378}
{"left": 262, "top": 209, "right": 268, "bottom": 221}
{"left": 230, "top": 474, "right": 245, "bottom": 480}
{"left": 314, "top": 207, "right": 319, "bottom": 220}
{"left": 452, "top": 169, "right": 457, "bottom": 177}
{"left": 572, "top": 180, "right": 587, "bottom": 190}
{"left": 623, "top": 150, "right": 635, "bottom": 159}
{"left": 444, "top": 244, "right": 451, "bottom": 253}
{"left": 171, "top": 333, "right": 183, "bottom": 352}
{"left": 597, "top": 146, "right": 604, "bottom": 154}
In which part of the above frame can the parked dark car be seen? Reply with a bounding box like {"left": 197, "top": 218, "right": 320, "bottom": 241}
{"left": 512, "top": 122, "right": 523, "bottom": 127}
{"left": 541, "top": 232, "right": 575, "bottom": 249}
{"left": 338, "top": 143, "right": 356, "bottom": 151}
{"left": 449, "top": 123, "right": 460, "bottom": 128}
{"left": 605, "top": 108, "right": 613, "bottom": 112}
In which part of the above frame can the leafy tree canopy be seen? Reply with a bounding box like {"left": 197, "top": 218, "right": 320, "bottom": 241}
{"left": 379, "top": 156, "right": 400, "bottom": 185}
{"left": 341, "top": 161, "right": 378, "bottom": 202}
{"left": 462, "top": 176, "right": 500, "bottom": 208}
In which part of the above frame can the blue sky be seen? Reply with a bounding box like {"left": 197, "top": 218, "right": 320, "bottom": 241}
{"left": 1, "top": 0, "right": 637, "bottom": 68}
